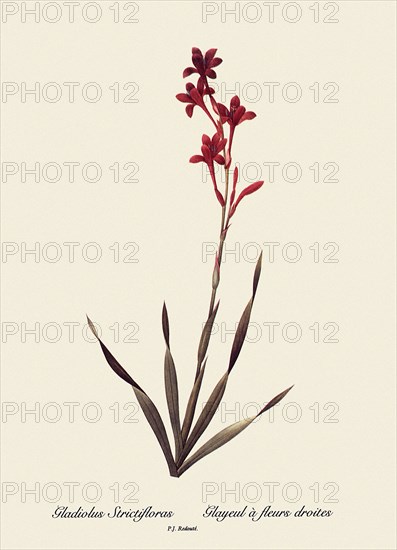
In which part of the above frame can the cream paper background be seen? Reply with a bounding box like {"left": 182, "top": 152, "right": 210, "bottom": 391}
{"left": 1, "top": 1, "right": 396, "bottom": 549}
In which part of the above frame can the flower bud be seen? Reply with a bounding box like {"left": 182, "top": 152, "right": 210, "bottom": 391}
{"left": 212, "top": 254, "right": 220, "bottom": 289}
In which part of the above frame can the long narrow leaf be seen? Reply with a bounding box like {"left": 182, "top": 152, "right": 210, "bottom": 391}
{"left": 87, "top": 316, "right": 142, "bottom": 389}
{"left": 181, "top": 358, "right": 207, "bottom": 444}
{"left": 228, "top": 299, "right": 253, "bottom": 373}
{"left": 178, "top": 385, "right": 293, "bottom": 476}
{"left": 196, "top": 300, "right": 220, "bottom": 378}
{"left": 180, "top": 301, "right": 220, "bottom": 446}
{"left": 134, "top": 388, "right": 178, "bottom": 477}
{"left": 162, "top": 304, "right": 183, "bottom": 463}
{"left": 253, "top": 251, "right": 263, "bottom": 298}
{"left": 164, "top": 348, "right": 183, "bottom": 462}
{"left": 178, "top": 371, "right": 228, "bottom": 466}
{"left": 162, "top": 302, "right": 170, "bottom": 348}
{"left": 87, "top": 315, "right": 177, "bottom": 477}
{"left": 228, "top": 252, "right": 262, "bottom": 373}
{"left": 179, "top": 252, "right": 263, "bottom": 464}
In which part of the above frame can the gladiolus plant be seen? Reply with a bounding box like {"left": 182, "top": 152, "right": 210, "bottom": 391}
{"left": 88, "top": 47, "right": 292, "bottom": 477}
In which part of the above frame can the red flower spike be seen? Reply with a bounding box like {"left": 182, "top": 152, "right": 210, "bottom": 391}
{"left": 230, "top": 181, "right": 264, "bottom": 217}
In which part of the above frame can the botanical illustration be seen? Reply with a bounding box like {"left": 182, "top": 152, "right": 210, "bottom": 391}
{"left": 88, "top": 47, "right": 292, "bottom": 477}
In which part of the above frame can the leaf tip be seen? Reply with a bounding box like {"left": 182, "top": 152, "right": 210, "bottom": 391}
{"left": 86, "top": 315, "right": 98, "bottom": 339}
{"left": 259, "top": 385, "right": 294, "bottom": 415}
{"left": 162, "top": 302, "right": 170, "bottom": 348}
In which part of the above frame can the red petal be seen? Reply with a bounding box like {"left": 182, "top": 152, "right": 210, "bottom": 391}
{"left": 214, "top": 154, "right": 225, "bottom": 165}
{"left": 192, "top": 47, "right": 203, "bottom": 56}
{"left": 202, "top": 134, "right": 211, "bottom": 147}
{"left": 185, "top": 104, "right": 194, "bottom": 117}
{"left": 190, "top": 155, "right": 204, "bottom": 163}
{"left": 176, "top": 93, "right": 192, "bottom": 103}
{"left": 186, "top": 82, "right": 195, "bottom": 92}
{"left": 217, "top": 103, "right": 228, "bottom": 116}
{"left": 217, "top": 138, "right": 227, "bottom": 152}
{"left": 234, "top": 181, "right": 264, "bottom": 209}
{"left": 201, "top": 145, "right": 212, "bottom": 164}
{"left": 240, "top": 111, "right": 256, "bottom": 123}
{"left": 209, "top": 57, "right": 222, "bottom": 68}
{"left": 190, "top": 88, "right": 204, "bottom": 107}
{"left": 192, "top": 53, "right": 204, "bottom": 71}
{"left": 205, "top": 48, "right": 217, "bottom": 64}
{"left": 183, "top": 67, "right": 197, "bottom": 78}
{"left": 212, "top": 131, "right": 220, "bottom": 145}
{"left": 206, "top": 69, "right": 217, "bottom": 79}
{"left": 230, "top": 95, "right": 240, "bottom": 109}
{"left": 233, "top": 105, "right": 246, "bottom": 125}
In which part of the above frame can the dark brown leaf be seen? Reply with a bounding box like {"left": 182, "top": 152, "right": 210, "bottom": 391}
{"left": 228, "top": 299, "right": 253, "bottom": 373}
{"left": 181, "top": 358, "right": 207, "bottom": 444}
{"left": 162, "top": 302, "right": 170, "bottom": 348}
{"left": 164, "top": 347, "right": 183, "bottom": 462}
{"left": 87, "top": 315, "right": 177, "bottom": 477}
{"left": 178, "top": 385, "right": 293, "bottom": 476}
{"left": 197, "top": 301, "right": 219, "bottom": 375}
{"left": 134, "top": 388, "right": 178, "bottom": 477}
{"left": 87, "top": 315, "right": 142, "bottom": 390}
{"left": 253, "top": 250, "right": 263, "bottom": 298}
{"left": 258, "top": 385, "right": 294, "bottom": 415}
{"left": 228, "top": 253, "right": 262, "bottom": 373}
{"left": 178, "top": 371, "right": 228, "bottom": 466}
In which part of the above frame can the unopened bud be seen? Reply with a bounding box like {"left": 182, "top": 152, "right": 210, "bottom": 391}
{"left": 212, "top": 254, "right": 220, "bottom": 289}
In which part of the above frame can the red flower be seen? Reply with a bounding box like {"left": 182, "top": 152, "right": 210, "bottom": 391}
{"left": 183, "top": 47, "right": 223, "bottom": 89}
{"left": 190, "top": 133, "right": 227, "bottom": 206}
{"left": 176, "top": 81, "right": 215, "bottom": 118}
{"left": 190, "top": 133, "right": 226, "bottom": 166}
{"left": 217, "top": 95, "right": 256, "bottom": 128}
{"left": 216, "top": 96, "right": 256, "bottom": 167}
